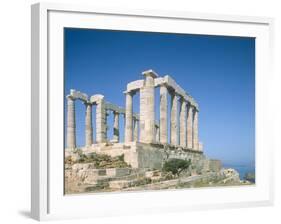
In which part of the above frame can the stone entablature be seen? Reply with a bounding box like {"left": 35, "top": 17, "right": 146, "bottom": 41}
{"left": 126, "top": 71, "right": 198, "bottom": 110}
{"left": 66, "top": 69, "right": 203, "bottom": 154}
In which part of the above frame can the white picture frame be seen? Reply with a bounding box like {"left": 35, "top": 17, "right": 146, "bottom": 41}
{"left": 31, "top": 2, "right": 274, "bottom": 221}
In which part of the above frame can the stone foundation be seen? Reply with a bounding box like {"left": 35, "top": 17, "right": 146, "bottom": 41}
{"left": 80, "top": 141, "right": 208, "bottom": 172}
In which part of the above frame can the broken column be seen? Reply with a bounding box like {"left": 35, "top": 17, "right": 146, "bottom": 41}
{"left": 179, "top": 98, "right": 187, "bottom": 147}
{"left": 85, "top": 102, "right": 93, "bottom": 147}
{"left": 159, "top": 84, "right": 168, "bottom": 144}
{"left": 139, "top": 70, "right": 157, "bottom": 143}
{"left": 66, "top": 95, "right": 76, "bottom": 149}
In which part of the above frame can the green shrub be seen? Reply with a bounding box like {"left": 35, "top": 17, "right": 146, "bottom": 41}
{"left": 162, "top": 158, "right": 191, "bottom": 177}
{"left": 76, "top": 152, "right": 130, "bottom": 168}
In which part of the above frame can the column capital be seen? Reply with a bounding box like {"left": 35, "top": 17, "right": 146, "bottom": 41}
{"left": 83, "top": 101, "right": 92, "bottom": 106}
{"left": 180, "top": 96, "right": 187, "bottom": 104}
{"left": 187, "top": 101, "right": 199, "bottom": 112}
{"left": 113, "top": 110, "right": 120, "bottom": 115}
{"left": 66, "top": 94, "right": 75, "bottom": 100}
{"left": 123, "top": 90, "right": 136, "bottom": 96}
{"left": 142, "top": 69, "right": 158, "bottom": 79}
{"left": 192, "top": 105, "right": 199, "bottom": 112}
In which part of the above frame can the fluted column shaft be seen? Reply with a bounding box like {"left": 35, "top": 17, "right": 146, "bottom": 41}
{"left": 133, "top": 118, "right": 139, "bottom": 141}
{"left": 125, "top": 92, "right": 133, "bottom": 142}
{"left": 170, "top": 91, "right": 178, "bottom": 145}
{"left": 66, "top": 96, "right": 76, "bottom": 149}
{"left": 113, "top": 112, "right": 120, "bottom": 142}
{"left": 160, "top": 85, "right": 168, "bottom": 144}
{"left": 96, "top": 98, "right": 106, "bottom": 143}
{"left": 85, "top": 103, "right": 93, "bottom": 147}
{"left": 179, "top": 99, "right": 187, "bottom": 147}
{"left": 193, "top": 109, "right": 199, "bottom": 150}
{"left": 186, "top": 104, "right": 193, "bottom": 149}
{"left": 139, "top": 71, "right": 157, "bottom": 143}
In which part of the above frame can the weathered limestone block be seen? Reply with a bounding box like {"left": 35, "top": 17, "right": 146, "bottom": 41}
{"left": 85, "top": 103, "right": 93, "bottom": 147}
{"left": 170, "top": 91, "right": 178, "bottom": 145}
{"left": 126, "top": 79, "right": 144, "bottom": 92}
{"left": 96, "top": 96, "right": 106, "bottom": 143}
{"left": 66, "top": 95, "right": 76, "bottom": 149}
{"left": 139, "top": 70, "right": 157, "bottom": 143}
{"left": 109, "top": 180, "right": 132, "bottom": 189}
{"left": 160, "top": 84, "right": 168, "bottom": 143}
{"left": 179, "top": 99, "right": 187, "bottom": 147}
{"left": 208, "top": 159, "right": 222, "bottom": 172}
{"left": 124, "top": 91, "right": 134, "bottom": 142}
{"left": 193, "top": 108, "right": 199, "bottom": 150}
{"left": 113, "top": 111, "right": 120, "bottom": 142}
{"left": 106, "top": 168, "right": 131, "bottom": 177}
{"left": 186, "top": 104, "right": 193, "bottom": 149}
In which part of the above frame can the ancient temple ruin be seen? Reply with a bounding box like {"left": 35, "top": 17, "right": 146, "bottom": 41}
{"left": 65, "top": 69, "right": 207, "bottom": 170}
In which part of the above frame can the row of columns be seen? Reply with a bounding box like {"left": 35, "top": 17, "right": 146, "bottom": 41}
{"left": 66, "top": 94, "right": 140, "bottom": 149}
{"left": 159, "top": 85, "right": 199, "bottom": 149}
{"left": 66, "top": 73, "right": 199, "bottom": 150}
{"left": 66, "top": 95, "right": 106, "bottom": 149}
{"left": 124, "top": 72, "right": 199, "bottom": 150}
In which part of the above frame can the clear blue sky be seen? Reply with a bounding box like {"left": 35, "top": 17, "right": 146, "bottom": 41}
{"left": 64, "top": 28, "right": 255, "bottom": 167}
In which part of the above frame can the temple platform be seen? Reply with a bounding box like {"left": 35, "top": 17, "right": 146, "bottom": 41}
{"left": 74, "top": 141, "right": 205, "bottom": 171}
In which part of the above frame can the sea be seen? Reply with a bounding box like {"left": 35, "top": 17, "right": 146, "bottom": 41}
{"left": 222, "top": 163, "right": 255, "bottom": 181}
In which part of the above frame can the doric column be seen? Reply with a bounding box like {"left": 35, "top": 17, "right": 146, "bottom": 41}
{"left": 66, "top": 95, "right": 76, "bottom": 149}
{"left": 113, "top": 111, "right": 120, "bottom": 142}
{"left": 159, "top": 84, "right": 168, "bottom": 144}
{"left": 133, "top": 118, "right": 139, "bottom": 141}
{"left": 170, "top": 90, "right": 178, "bottom": 145}
{"left": 96, "top": 97, "right": 106, "bottom": 143}
{"left": 186, "top": 103, "right": 193, "bottom": 149}
{"left": 124, "top": 91, "right": 133, "bottom": 142}
{"left": 139, "top": 70, "right": 157, "bottom": 143}
{"left": 85, "top": 102, "right": 93, "bottom": 147}
{"left": 193, "top": 108, "right": 199, "bottom": 150}
{"left": 179, "top": 99, "right": 187, "bottom": 147}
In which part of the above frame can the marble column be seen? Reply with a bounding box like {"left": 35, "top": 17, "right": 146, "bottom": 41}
{"left": 96, "top": 97, "right": 106, "bottom": 143}
{"left": 159, "top": 84, "right": 168, "bottom": 144}
{"left": 179, "top": 99, "right": 187, "bottom": 147}
{"left": 66, "top": 95, "right": 76, "bottom": 149}
{"left": 139, "top": 70, "right": 157, "bottom": 143}
{"left": 113, "top": 111, "right": 120, "bottom": 142}
{"left": 85, "top": 102, "right": 93, "bottom": 147}
{"left": 186, "top": 103, "right": 193, "bottom": 149}
{"left": 124, "top": 91, "right": 133, "bottom": 142}
{"left": 133, "top": 118, "right": 139, "bottom": 141}
{"left": 170, "top": 91, "right": 178, "bottom": 145}
{"left": 193, "top": 108, "right": 199, "bottom": 150}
